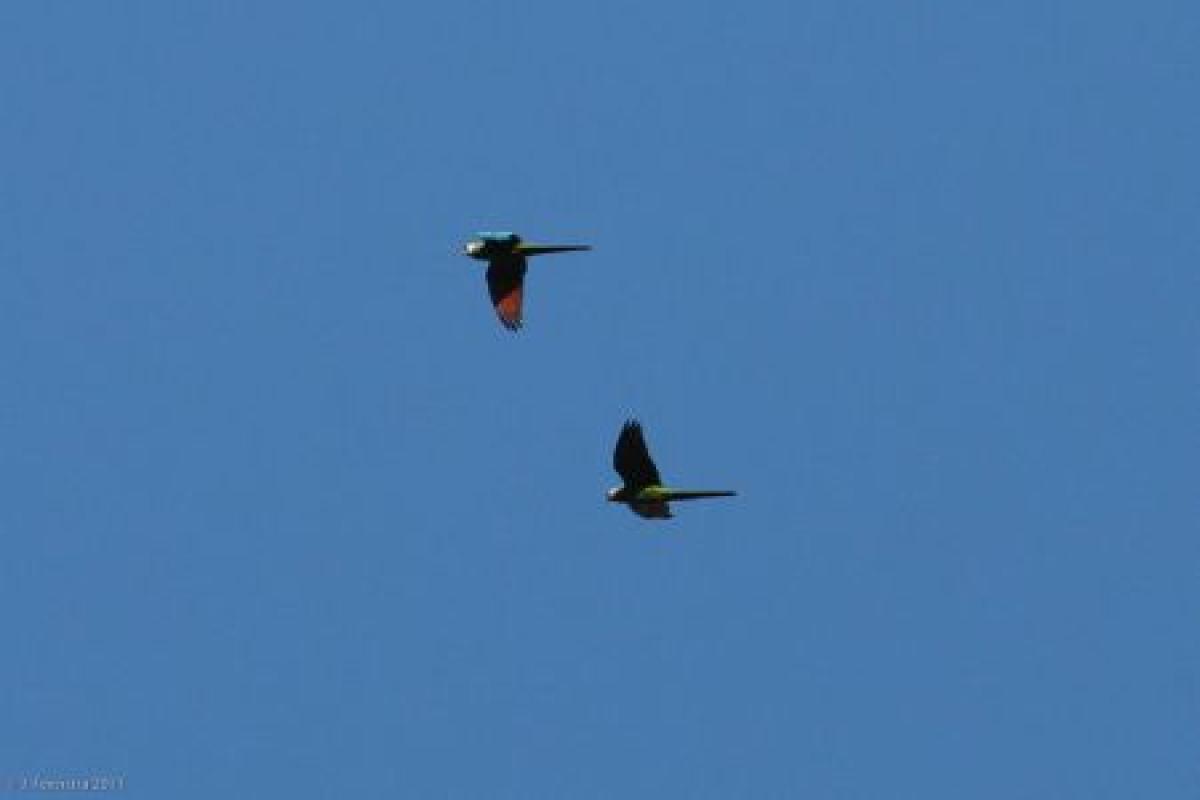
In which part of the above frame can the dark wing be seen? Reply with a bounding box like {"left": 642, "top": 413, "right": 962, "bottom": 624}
{"left": 485, "top": 255, "right": 527, "bottom": 331}
{"left": 613, "top": 420, "right": 662, "bottom": 488}
{"left": 631, "top": 500, "right": 673, "bottom": 519}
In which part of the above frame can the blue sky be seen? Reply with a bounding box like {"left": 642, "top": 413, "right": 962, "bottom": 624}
{"left": 2, "top": 1, "right": 1197, "bottom": 797}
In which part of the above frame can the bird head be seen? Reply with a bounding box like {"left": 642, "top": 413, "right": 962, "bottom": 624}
{"left": 606, "top": 487, "right": 624, "bottom": 502}
{"left": 463, "top": 239, "right": 485, "bottom": 259}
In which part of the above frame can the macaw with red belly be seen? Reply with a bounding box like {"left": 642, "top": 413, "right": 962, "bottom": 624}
{"left": 462, "top": 232, "right": 590, "bottom": 330}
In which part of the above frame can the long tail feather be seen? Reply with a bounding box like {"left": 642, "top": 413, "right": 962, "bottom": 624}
{"left": 516, "top": 244, "right": 591, "bottom": 256}
{"left": 661, "top": 489, "right": 737, "bottom": 501}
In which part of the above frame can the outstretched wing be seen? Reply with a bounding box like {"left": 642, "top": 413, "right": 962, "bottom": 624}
{"left": 613, "top": 420, "right": 662, "bottom": 488}
{"left": 485, "top": 255, "right": 527, "bottom": 331}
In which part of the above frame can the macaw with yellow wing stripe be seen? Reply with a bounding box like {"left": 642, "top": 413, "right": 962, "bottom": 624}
{"left": 462, "top": 232, "right": 591, "bottom": 330}
{"left": 607, "top": 420, "right": 736, "bottom": 519}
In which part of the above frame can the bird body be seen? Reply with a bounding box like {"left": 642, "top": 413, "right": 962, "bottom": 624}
{"left": 462, "top": 232, "right": 590, "bottom": 330}
{"left": 607, "top": 420, "right": 736, "bottom": 520}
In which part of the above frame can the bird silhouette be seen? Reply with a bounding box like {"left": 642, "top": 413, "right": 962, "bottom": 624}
{"left": 607, "top": 420, "right": 736, "bottom": 519}
{"left": 462, "top": 232, "right": 590, "bottom": 330}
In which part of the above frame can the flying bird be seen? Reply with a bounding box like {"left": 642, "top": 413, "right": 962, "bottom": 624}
{"left": 462, "top": 232, "right": 591, "bottom": 330}
{"left": 607, "top": 420, "right": 736, "bottom": 519}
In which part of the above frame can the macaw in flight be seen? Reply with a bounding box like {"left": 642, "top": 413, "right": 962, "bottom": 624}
{"left": 462, "top": 232, "right": 591, "bottom": 330}
{"left": 607, "top": 420, "right": 736, "bottom": 519}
